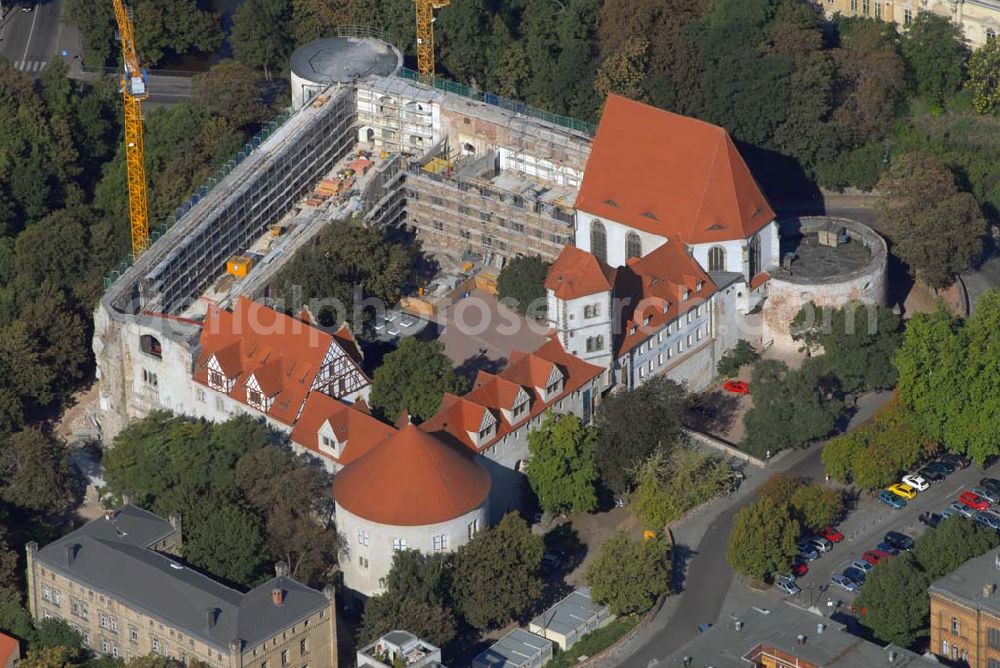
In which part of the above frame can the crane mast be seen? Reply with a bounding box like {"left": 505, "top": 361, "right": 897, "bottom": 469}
{"left": 415, "top": 0, "right": 450, "bottom": 77}
{"left": 113, "top": 0, "right": 150, "bottom": 260}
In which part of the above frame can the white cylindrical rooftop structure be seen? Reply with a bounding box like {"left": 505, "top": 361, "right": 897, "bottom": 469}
{"left": 290, "top": 35, "right": 403, "bottom": 110}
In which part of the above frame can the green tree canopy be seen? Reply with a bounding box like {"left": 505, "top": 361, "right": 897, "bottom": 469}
{"left": 451, "top": 513, "right": 544, "bottom": 630}
{"left": 231, "top": 0, "right": 295, "bottom": 80}
{"left": 877, "top": 152, "right": 986, "bottom": 289}
{"left": 526, "top": 413, "right": 599, "bottom": 514}
{"left": 913, "top": 516, "right": 999, "bottom": 580}
{"left": 585, "top": 530, "right": 670, "bottom": 616}
{"left": 726, "top": 496, "right": 799, "bottom": 582}
{"left": 0, "top": 429, "right": 77, "bottom": 515}
{"left": 900, "top": 13, "right": 968, "bottom": 109}
{"left": 369, "top": 338, "right": 466, "bottom": 423}
{"left": 192, "top": 61, "right": 268, "bottom": 130}
{"left": 496, "top": 256, "right": 550, "bottom": 317}
{"left": 183, "top": 504, "right": 269, "bottom": 587}
{"left": 792, "top": 302, "right": 902, "bottom": 392}
{"left": 595, "top": 377, "right": 687, "bottom": 496}
{"left": 631, "top": 447, "right": 730, "bottom": 529}
{"left": 968, "top": 38, "right": 1000, "bottom": 115}
{"left": 856, "top": 552, "right": 930, "bottom": 647}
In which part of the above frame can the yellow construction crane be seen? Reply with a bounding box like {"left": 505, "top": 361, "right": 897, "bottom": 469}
{"left": 415, "top": 0, "right": 450, "bottom": 77}
{"left": 113, "top": 0, "right": 150, "bottom": 260}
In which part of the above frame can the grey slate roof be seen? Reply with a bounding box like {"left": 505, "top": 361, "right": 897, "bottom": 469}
{"left": 929, "top": 547, "right": 1000, "bottom": 615}
{"left": 529, "top": 586, "right": 609, "bottom": 638}
{"left": 473, "top": 628, "right": 552, "bottom": 668}
{"left": 661, "top": 602, "right": 937, "bottom": 667}
{"left": 35, "top": 506, "right": 329, "bottom": 653}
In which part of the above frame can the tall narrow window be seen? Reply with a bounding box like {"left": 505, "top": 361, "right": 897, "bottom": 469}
{"left": 708, "top": 246, "right": 726, "bottom": 272}
{"left": 590, "top": 221, "right": 607, "bottom": 264}
{"left": 748, "top": 234, "right": 762, "bottom": 280}
{"left": 626, "top": 232, "right": 642, "bottom": 260}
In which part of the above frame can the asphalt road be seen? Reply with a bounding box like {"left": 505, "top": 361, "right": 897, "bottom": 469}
{"left": 619, "top": 392, "right": 892, "bottom": 668}
{"left": 0, "top": 0, "right": 61, "bottom": 74}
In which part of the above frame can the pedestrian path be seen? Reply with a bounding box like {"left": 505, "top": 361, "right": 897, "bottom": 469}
{"left": 14, "top": 60, "right": 46, "bottom": 72}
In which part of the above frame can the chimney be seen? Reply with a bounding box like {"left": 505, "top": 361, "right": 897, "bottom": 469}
{"left": 734, "top": 620, "right": 743, "bottom": 631}
{"left": 275, "top": 561, "right": 289, "bottom": 578}
{"left": 64, "top": 543, "right": 77, "bottom": 566}
{"left": 985, "top": 583, "right": 996, "bottom": 598}
{"left": 205, "top": 607, "right": 217, "bottom": 630}
{"left": 797, "top": 634, "right": 806, "bottom": 646}
{"left": 888, "top": 650, "right": 897, "bottom": 663}
{"left": 272, "top": 588, "right": 285, "bottom": 606}
{"left": 682, "top": 658, "right": 693, "bottom": 668}
{"left": 817, "top": 623, "right": 826, "bottom": 634}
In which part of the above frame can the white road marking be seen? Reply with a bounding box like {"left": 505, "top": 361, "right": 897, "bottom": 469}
{"left": 18, "top": 5, "right": 40, "bottom": 67}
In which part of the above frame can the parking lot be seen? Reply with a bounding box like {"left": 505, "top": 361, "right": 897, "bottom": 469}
{"left": 767, "top": 459, "right": 1000, "bottom": 610}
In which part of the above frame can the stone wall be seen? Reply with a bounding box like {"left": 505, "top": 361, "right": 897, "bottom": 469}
{"left": 763, "top": 217, "right": 888, "bottom": 352}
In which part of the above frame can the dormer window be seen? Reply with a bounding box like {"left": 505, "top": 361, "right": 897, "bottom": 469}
{"left": 682, "top": 289, "right": 691, "bottom": 301}
{"left": 643, "top": 315, "right": 652, "bottom": 326}
{"left": 208, "top": 370, "right": 229, "bottom": 392}
{"left": 630, "top": 325, "right": 637, "bottom": 335}
{"left": 478, "top": 424, "right": 495, "bottom": 442}
{"left": 512, "top": 400, "right": 529, "bottom": 421}
{"left": 696, "top": 281, "right": 704, "bottom": 292}
{"left": 247, "top": 389, "right": 266, "bottom": 411}
{"left": 546, "top": 380, "right": 562, "bottom": 397}
{"left": 662, "top": 302, "right": 670, "bottom": 314}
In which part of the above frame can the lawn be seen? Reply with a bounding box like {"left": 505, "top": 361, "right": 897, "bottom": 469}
{"left": 544, "top": 616, "right": 640, "bottom": 668}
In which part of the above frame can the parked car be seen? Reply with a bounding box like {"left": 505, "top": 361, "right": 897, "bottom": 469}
{"left": 919, "top": 512, "right": 943, "bottom": 528}
{"left": 851, "top": 559, "right": 874, "bottom": 573}
{"left": 723, "top": 380, "right": 749, "bottom": 395}
{"left": 887, "top": 483, "right": 917, "bottom": 500}
{"left": 960, "top": 491, "right": 990, "bottom": 511}
{"left": 863, "top": 549, "right": 892, "bottom": 566}
{"left": 975, "top": 511, "right": 1000, "bottom": 531}
{"left": 980, "top": 478, "right": 1000, "bottom": 495}
{"left": 918, "top": 466, "right": 946, "bottom": 483}
{"left": 875, "top": 542, "right": 900, "bottom": 557}
{"left": 399, "top": 315, "right": 416, "bottom": 328}
{"left": 775, "top": 575, "right": 800, "bottom": 596}
{"left": 926, "top": 461, "right": 955, "bottom": 476}
{"left": 878, "top": 490, "right": 907, "bottom": 509}
{"left": 818, "top": 526, "right": 844, "bottom": 543}
{"left": 697, "top": 623, "right": 713, "bottom": 633}
{"left": 796, "top": 542, "right": 820, "bottom": 561}
{"left": 830, "top": 574, "right": 860, "bottom": 593}
{"left": 843, "top": 566, "right": 867, "bottom": 586}
{"left": 884, "top": 531, "right": 915, "bottom": 551}
{"left": 791, "top": 557, "right": 809, "bottom": 577}
{"left": 946, "top": 503, "right": 974, "bottom": 519}
{"left": 901, "top": 474, "right": 930, "bottom": 492}
{"left": 805, "top": 536, "right": 833, "bottom": 553}
{"left": 974, "top": 487, "right": 1000, "bottom": 504}
{"left": 939, "top": 453, "right": 970, "bottom": 470}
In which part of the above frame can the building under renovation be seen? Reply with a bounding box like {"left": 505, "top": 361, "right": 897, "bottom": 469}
{"left": 94, "top": 32, "right": 597, "bottom": 441}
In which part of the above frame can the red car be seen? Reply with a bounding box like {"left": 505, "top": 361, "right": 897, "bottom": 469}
{"left": 723, "top": 380, "right": 750, "bottom": 395}
{"left": 791, "top": 557, "right": 808, "bottom": 577}
{"left": 959, "top": 491, "right": 990, "bottom": 510}
{"left": 818, "top": 526, "right": 844, "bottom": 543}
{"left": 863, "top": 549, "right": 892, "bottom": 566}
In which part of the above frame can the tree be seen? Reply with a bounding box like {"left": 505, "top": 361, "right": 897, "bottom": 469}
{"left": 34, "top": 619, "right": 84, "bottom": 657}
{"left": 20, "top": 646, "right": 81, "bottom": 668}
{"left": 358, "top": 551, "right": 457, "bottom": 647}
{"left": 0, "top": 429, "right": 77, "bottom": 514}
{"left": 900, "top": 13, "right": 967, "bottom": 109}
{"left": 525, "top": 413, "right": 599, "bottom": 514}
{"left": 183, "top": 504, "right": 269, "bottom": 587}
{"left": 594, "top": 36, "right": 649, "bottom": 102}
{"left": 726, "top": 497, "right": 799, "bottom": 582}
{"left": 595, "top": 377, "right": 687, "bottom": 496}
{"left": 741, "top": 360, "right": 842, "bottom": 457}
{"left": 792, "top": 302, "right": 902, "bottom": 392}
{"left": 632, "top": 447, "right": 730, "bottom": 529}
{"left": 586, "top": 530, "right": 670, "bottom": 616}
{"left": 968, "top": 38, "right": 1000, "bottom": 115}
{"left": 451, "top": 513, "right": 544, "bottom": 630}
{"left": 0, "top": 587, "right": 36, "bottom": 646}
{"left": 716, "top": 340, "right": 758, "bottom": 378}
{"left": 496, "top": 256, "right": 550, "bottom": 317}
{"left": 913, "top": 516, "right": 999, "bottom": 580}
{"left": 192, "top": 61, "right": 268, "bottom": 130}
{"left": 231, "top": 0, "right": 295, "bottom": 80}
{"left": 369, "top": 339, "right": 466, "bottom": 423}
{"left": 822, "top": 431, "right": 866, "bottom": 484}
{"left": 790, "top": 484, "right": 843, "bottom": 531}
{"left": 856, "top": 553, "right": 929, "bottom": 647}
{"left": 877, "top": 152, "right": 986, "bottom": 289}
{"left": 133, "top": 0, "right": 223, "bottom": 67}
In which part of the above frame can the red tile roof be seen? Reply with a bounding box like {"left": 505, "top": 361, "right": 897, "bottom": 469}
{"left": 291, "top": 394, "right": 395, "bottom": 466}
{"left": 422, "top": 335, "right": 604, "bottom": 453}
{"left": 0, "top": 633, "right": 17, "bottom": 666}
{"left": 612, "top": 242, "right": 718, "bottom": 356}
{"left": 749, "top": 271, "right": 770, "bottom": 291}
{"left": 193, "top": 297, "right": 369, "bottom": 425}
{"left": 577, "top": 95, "right": 775, "bottom": 244}
{"left": 332, "top": 420, "right": 492, "bottom": 526}
{"left": 545, "top": 245, "right": 616, "bottom": 300}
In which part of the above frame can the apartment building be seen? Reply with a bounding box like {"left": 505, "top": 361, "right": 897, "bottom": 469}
{"left": 930, "top": 548, "right": 1000, "bottom": 667}
{"left": 26, "top": 506, "right": 337, "bottom": 668}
